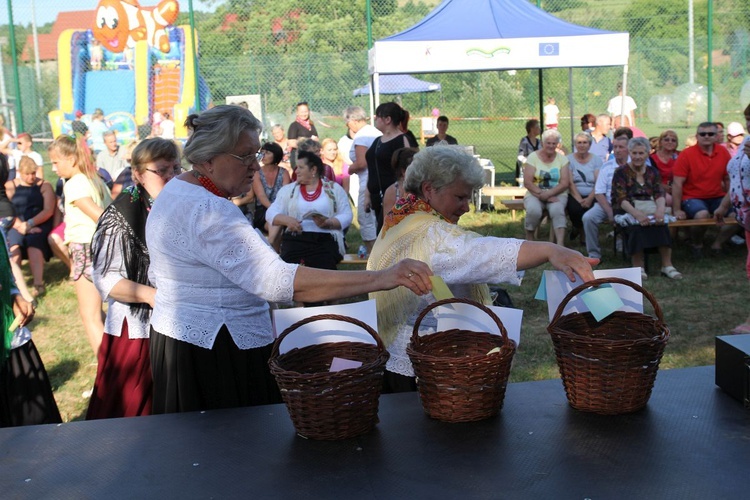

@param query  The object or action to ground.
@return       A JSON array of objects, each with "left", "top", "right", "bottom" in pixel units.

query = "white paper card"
[
  {"left": 329, "top": 357, "right": 363, "bottom": 372},
  {"left": 272, "top": 300, "right": 378, "bottom": 354},
  {"left": 435, "top": 303, "right": 523, "bottom": 347},
  {"left": 544, "top": 267, "right": 644, "bottom": 322}
]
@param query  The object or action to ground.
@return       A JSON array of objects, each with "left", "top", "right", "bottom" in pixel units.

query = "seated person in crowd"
[
  {"left": 96, "top": 131, "right": 128, "bottom": 182},
  {"left": 725, "top": 122, "right": 745, "bottom": 157},
  {"left": 581, "top": 113, "right": 596, "bottom": 134},
  {"left": 612, "top": 137, "right": 682, "bottom": 280},
  {"left": 516, "top": 119, "right": 541, "bottom": 182},
  {"left": 649, "top": 130, "right": 679, "bottom": 208},
  {"left": 1, "top": 133, "right": 44, "bottom": 180},
  {"left": 582, "top": 134, "right": 630, "bottom": 260},
  {"left": 296, "top": 138, "right": 335, "bottom": 182},
  {"left": 523, "top": 129, "right": 569, "bottom": 245},
  {"left": 267, "top": 151, "right": 352, "bottom": 305},
  {"left": 567, "top": 132, "right": 603, "bottom": 245},
  {"left": 425, "top": 116, "right": 458, "bottom": 147},
  {"left": 5, "top": 157, "right": 55, "bottom": 297},
  {"left": 589, "top": 114, "right": 612, "bottom": 162},
  {"left": 672, "top": 122, "right": 736, "bottom": 256}
]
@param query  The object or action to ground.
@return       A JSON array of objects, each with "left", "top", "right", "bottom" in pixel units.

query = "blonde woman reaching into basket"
[{"left": 367, "top": 145, "right": 597, "bottom": 393}]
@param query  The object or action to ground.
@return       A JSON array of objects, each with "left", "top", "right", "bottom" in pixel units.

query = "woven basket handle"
[
  {"left": 411, "top": 297, "right": 509, "bottom": 349},
  {"left": 271, "top": 313, "right": 385, "bottom": 359},
  {"left": 550, "top": 277, "right": 664, "bottom": 324}
]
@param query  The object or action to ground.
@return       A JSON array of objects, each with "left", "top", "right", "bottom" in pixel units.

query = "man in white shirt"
[
  {"left": 96, "top": 131, "right": 128, "bottom": 180},
  {"left": 607, "top": 82, "right": 637, "bottom": 127},
  {"left": 1, "top": 132, "right": 44, "bottom": 180},
  {"left": 582, "top": 134, "right": 629, "bottom": 259},
  {"left": 344, "top": 106, "right": 381, "bottom": 253}
]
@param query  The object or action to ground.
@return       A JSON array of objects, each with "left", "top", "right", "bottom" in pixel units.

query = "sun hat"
[{"left": 726, "top": 122, "right": 745, "bottom": 137}]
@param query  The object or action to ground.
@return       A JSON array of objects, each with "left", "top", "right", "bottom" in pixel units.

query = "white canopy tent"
[{"left": 367, "top": 0, "right": 631, "bottom": 139}]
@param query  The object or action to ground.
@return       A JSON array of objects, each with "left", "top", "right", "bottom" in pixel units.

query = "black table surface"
[{"left": 1, "top": 365, "right": 748, "bottom": 499}]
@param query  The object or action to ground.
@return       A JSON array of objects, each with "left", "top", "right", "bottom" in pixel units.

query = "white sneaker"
[{"left": 730, "top": 235, "right": 745, "bottom": 246}]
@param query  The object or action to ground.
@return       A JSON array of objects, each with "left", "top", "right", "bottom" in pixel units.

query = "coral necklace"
[
  {"left": 192, "top": 170, "right": 228, "bottom": 198},
  {"left": 300, "top": 180, "right": 322, "bottom": 201}
]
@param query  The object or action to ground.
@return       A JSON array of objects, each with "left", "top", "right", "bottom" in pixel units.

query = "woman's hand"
[
  {"left": 383, "top": 258, "right": 433, "bottom": 295},
  {"left": 633, "top": 210, "right": 650, "bottom": 225},
  {"left": 654, "top": 207, "right": 666, "bottom": 225},
  {"left": 12, "top": 294, "right": 34, "bottom": 327},
  {"left": 286, "top": 219, "right": 303, "bottom": 233},
  {"left": 547, "top": 246, "right": 597, "bottom": 282}
]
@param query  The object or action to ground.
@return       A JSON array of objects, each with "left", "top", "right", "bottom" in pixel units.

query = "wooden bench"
[
  {"left": 498, "top": 199, "right": 525, "bottom": 221},
  {"left": 339, "top": 253, "right": 368, "bottom": 267},
  {"left": 614, "top": 215, "right": 738, "bottom": 259}
]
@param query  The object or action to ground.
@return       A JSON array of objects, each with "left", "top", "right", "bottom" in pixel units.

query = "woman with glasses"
[
  {"left": 566, "top": 132, "right": 603, "bottom": 245},
  {"left": 144, "top": 105, "right": 432, "bottom": 414},
  {"left": 650, "top": 130, "right": 679, "bottom": 207},
  {"left": 88, "top": 138, "right": 181, "bottom": 419}
]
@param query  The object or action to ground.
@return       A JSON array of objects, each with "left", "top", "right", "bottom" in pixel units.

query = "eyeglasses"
[
  {"left": 697, "top": 132, "right": 716, "bottom": 137},
  {"left": 145, "top": 166, "right": 182, "bottom": 177},
  {"left": 226, "top": 151, "right": 264, "bottom": 165},
  {"left": 662, "top": 137, "right": 677, "bottom": 142}
]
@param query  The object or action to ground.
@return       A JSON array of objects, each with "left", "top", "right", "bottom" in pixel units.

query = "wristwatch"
[{"left": 27, "top": 218, "right": 35, "bottom": 229}]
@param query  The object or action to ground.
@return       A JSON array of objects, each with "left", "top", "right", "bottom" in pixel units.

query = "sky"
[{"left": 1, "top": 0, "right": 220, "bottom": 27}]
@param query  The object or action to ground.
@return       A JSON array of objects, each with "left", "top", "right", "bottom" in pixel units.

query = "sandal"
[
  {"left": 660, "top": 266, "right": 683, "bottom": 280},
  {"left": 32, "top": 284, "right": 46, "bottom": 297},
  {"left": 731, "top": 323, "right": 750, "bottom": 335}
]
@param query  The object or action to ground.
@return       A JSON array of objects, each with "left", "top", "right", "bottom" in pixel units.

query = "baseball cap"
[{"left": 727, "top": 122, "right": 745, "bottom": 137}]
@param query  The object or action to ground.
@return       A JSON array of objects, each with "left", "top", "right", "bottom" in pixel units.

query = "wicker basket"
[
  {"left": 547, "top": 277, "right": 670, "bottom": 415},
  {"left": 406, "top": 298, "right": 517, "bottom": 423},
  {"left": 268, "top": 314, "right": 389, "bottom": 440}
]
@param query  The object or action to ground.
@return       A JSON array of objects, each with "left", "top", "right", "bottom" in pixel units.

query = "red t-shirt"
[
  {"left": 672, "top": 145, "right": 730, "bottom": 199},
  {"left": 650, "top": 153, "right": 676, "bottom": 184}
]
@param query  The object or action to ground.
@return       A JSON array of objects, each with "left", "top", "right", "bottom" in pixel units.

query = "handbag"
[{"left": 633, "top": 199, "right": 657, "bottom": 216}]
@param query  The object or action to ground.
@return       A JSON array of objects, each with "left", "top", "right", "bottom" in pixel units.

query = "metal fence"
[{"left": 2, "top": 0, "right": 750, "bottom": 179}]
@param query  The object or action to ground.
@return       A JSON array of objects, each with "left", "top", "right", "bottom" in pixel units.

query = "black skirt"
[
  {"left": 150, "top": 325, "right": 281, "bottom": 414},
  {"left": 280, "top": 231, "right": 340, "bottom": 270},
  {"left": 623, "top": 225, "right": 672, "bottom": 255},
  {"left": 0, "top": 340, "right": 62, "bottom": 427}
]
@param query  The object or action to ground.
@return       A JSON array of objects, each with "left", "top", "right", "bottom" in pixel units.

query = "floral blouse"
[{"left": 611, "top": 164, "right": 665, "bottom": 214}]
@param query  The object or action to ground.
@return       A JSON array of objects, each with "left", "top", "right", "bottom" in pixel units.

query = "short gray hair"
[
  {"left": 182, "top": 105, "right": 262, "bottom": 165},
  {"left": 628, "top": 137, "right": 651, "bottom": 152},
  {"left": 344, "top": 106, "right": 367, "bottom": 123},
  {"left": 404, "top": 145, "right": 484, "bottom": 196},
  {"left": 541, "top": 128, "right": 562, "bottom": 144},
  {"left": 574, "top": 132, "right": 591, "bottom": 145}
]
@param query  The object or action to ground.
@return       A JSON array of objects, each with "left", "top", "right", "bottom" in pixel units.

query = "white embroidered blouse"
[
  {"left": 386, "top": 224, "right": 524, "bottom": 378},
  {"left": 146, "top": 179, "right": 298, "bottom": 349}
]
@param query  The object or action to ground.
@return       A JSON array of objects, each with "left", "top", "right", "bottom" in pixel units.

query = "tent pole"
[
  {"left": 373, "top": 73, "right": 381, "bottom": 116},
  {"left": 538, "top": 70, "right": 544, "bottom": 127},
  {"left": 621, "top": 65, "right": 628, "bottom": 127},
  {"left": 568, "top": 68, "right": 575, "bottom": 150},
  {"left": 369, "top": 73, "right": 376, "bottom": 124}
]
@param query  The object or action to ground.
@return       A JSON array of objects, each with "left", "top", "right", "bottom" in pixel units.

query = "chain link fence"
[{"left": 2, "top": 0, "right": 750, "bottom": 181}]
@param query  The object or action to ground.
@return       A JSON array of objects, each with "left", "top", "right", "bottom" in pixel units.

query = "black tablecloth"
[{"left": 1, "top": 366, "right": 748, "bottom": 498}]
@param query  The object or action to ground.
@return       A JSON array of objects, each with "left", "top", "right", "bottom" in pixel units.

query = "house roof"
[{"left": 21, "top": 10, "right": 95, "bottom": 62}]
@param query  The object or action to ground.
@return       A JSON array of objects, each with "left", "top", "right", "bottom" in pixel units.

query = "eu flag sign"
[{"left": 539, "top": 43, "right": 560, "bottom": 56}]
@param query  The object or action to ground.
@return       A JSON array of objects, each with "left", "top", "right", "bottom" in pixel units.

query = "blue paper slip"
[
  {"left": 580, "top": 284, "right": 624, "bottom": 322},
  {"left": 534, "top": 273, "right": 547, "bottom": 301}
]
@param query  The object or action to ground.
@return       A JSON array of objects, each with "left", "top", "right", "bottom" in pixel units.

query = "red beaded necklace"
[
  {"left": 300, "top": 180, "right": 322, "bottom": 202},
  {"left": 192, "top": 170, "right": 228, "bottom": 198}
]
